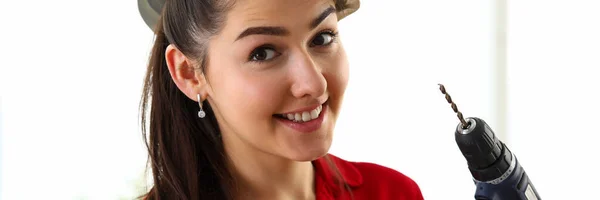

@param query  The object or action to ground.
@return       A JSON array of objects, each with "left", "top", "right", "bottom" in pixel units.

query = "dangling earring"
[{"left": 197, "top": 94, "right": 206, "bottom": 118}]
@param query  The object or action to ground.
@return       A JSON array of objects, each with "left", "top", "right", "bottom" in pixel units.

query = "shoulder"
[
  {"left": 352, "top": 160, "right": 423, "bottom": 195},
  {"left": 352, "top": 159, "right": 418, "bottom": 186},
  {"left": 325, "top": 154, "right": 424, "bottom": 200}
]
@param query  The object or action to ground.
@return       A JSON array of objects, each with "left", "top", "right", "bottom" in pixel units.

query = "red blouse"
[
  {"left": 143, "top": 154, "right": 424, "bottom": 200},
  {"left": 313, "top": 154, "right": 424, "bottom": 200}
]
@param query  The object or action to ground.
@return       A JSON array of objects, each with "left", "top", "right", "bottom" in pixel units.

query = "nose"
[{"left": 289, "top": 51, "right": 327, "bottom": 100}]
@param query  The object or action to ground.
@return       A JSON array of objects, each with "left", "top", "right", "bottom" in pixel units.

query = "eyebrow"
[
  {"left": 235, "top": 6, "right": 337, "bottom": 41},
  {"left": 235, "top": 26, "right": 289, "bottom": 41},
  {"left": 310, "top": 6, "right": 336, "bottom": 29}
]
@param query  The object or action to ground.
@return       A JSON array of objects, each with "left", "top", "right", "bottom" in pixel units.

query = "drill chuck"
[
  {"left": 455, "top": 117, "right": 541, "bottom": 200},
  {"left": 455, "top": 117, "right": 513, "bottom": 183}
]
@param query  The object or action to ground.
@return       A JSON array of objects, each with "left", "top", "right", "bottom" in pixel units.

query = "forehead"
[{"left": 226, "top": 0, "right": 335, "bottom": 29}]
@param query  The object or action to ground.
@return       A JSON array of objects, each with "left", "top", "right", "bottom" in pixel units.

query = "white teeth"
[
  {"left": 310, "top": 109, "right": 319, "bottom": 119},
  {"left": 281, "top": 105, "right": 323, "bottom": 122},
  {"left": 302, "top": 112, "right": 310, "bottom": 121}
]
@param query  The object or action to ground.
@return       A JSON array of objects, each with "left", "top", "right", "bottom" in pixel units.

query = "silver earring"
[{"left": 197, "top": 94, "right": 206, "bottom": 118}]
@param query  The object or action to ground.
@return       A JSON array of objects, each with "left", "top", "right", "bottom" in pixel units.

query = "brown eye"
[
  {"left": 249, "top": 47, "right": 278, "bottom": 61},
  {"left": 311, "top": 32, "right": 336, "bottom": 46}
]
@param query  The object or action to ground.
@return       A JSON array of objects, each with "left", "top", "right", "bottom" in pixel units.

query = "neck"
[{"left": 223, "top": 135, "right": 316, "bottom": 200}]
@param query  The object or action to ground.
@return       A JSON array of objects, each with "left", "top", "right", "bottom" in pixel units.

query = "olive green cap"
[{"left": 138, "top": 0, "right": 360, "bottom": 31}]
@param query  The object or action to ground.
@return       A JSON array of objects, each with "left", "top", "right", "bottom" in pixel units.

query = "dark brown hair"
[{"left": 139, "top": 0, "right": 357, "bottom": 199}]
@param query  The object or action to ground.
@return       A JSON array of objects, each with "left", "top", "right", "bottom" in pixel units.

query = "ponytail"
[{"left": 140, "top": 15, "right": 233, "bottom": 200}]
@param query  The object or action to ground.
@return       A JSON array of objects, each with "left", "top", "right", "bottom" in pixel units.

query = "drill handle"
[{"left": 474, "top": 157, "right": 541, "bottom": 200}]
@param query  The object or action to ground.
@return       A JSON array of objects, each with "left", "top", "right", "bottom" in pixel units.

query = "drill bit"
[{"left": 438, "top": 84, "right": 469, "bottom": 129}]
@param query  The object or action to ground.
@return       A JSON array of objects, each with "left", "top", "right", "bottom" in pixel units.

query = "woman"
[{"left": 140, "top": 0, "right": 424, "bottom": 199}]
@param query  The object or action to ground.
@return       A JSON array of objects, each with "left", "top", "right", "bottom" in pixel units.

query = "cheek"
[
  {"left": 214, "top": 66, "right": 287, "bottom": 121},
  {"left": 322, "top": 48, "right": 350, "bottom": 95}
]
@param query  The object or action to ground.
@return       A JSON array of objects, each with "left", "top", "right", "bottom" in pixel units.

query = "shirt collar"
[{"left": 313, "top": 154, "right": 363, "bottom": 198}]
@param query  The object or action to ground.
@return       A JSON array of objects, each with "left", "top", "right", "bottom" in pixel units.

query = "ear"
[{"left": 165, "top": 44, "right": 209, "bottom": 102}]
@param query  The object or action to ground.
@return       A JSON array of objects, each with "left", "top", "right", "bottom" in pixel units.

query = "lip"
[{"left": 275, "top": 102, "right": 328, "bottom": 133}]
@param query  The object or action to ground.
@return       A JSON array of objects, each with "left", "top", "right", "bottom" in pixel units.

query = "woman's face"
[{"left": 204, "top": 0, "right": 349, "bottom": 161}]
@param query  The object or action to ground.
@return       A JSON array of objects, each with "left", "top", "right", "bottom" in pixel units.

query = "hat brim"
[
  {"left": 337, "top": 0, "right": 360, "bottom": 21},
  {"left": 138, "top": 0, "right": 163, "bottom": 31},
  {"left": 138, "top": 0, "right": 360, "bottom": 31}
]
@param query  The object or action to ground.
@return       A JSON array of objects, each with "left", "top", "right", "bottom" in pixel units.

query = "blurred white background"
[{"left": 1, "top": 0, "right": 599, "bottom": 199}]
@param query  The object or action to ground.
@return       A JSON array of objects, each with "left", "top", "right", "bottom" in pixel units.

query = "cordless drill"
[{"left": 439, "top": 84, "right": 542, "bottom": 200}]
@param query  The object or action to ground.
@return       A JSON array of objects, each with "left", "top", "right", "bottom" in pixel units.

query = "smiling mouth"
[{"left": 274, "top": 102, "right": 326, "bottom": 123}]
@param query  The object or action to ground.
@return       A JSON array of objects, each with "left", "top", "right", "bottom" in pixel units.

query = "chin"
[
  {"left": 274, "top": 109, "right": 337, "bottom": 162},
  {"left": 287, "top": 151, "right": 329, "bottom": 162},
  {"left": 284, "top": 139, "right": 333, "bottom": 162}
]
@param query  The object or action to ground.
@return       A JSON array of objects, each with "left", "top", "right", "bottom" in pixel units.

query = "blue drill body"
[{"left": 455, "top": 117, "right": 541, "bottom": 200}]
